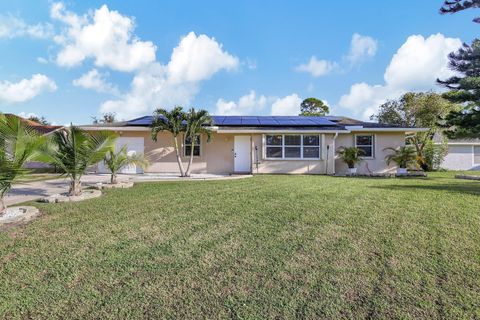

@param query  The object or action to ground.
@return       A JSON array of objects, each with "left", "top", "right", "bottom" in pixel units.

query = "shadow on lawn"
[{"left": 372, "top": 182, "right": 480, "bottom": 196}]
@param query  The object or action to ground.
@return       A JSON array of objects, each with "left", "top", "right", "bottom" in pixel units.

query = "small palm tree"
[
  {"left": 337, "top": 147, "right": 365, "bottom": 169},
  {"left": 0, "top": 114, "right": 46, "bottom": 214},
  {"left": 151, "top": 107, "right": 187, "bottom": 177},
  {"left": 384, "top": 146, "right": 417, "bottom": 169},
  {"left": 41, "top": 126, "right": 117, "bottom": 196},
  {"left": 184, "top": 108, "right": 212, "bottom": 177},
  {"left": 103, "top": 146, "right": 149, "bottom": 184}
]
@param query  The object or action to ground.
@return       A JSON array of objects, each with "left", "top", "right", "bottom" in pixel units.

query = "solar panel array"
[{"left": 126, "top": 115, "right": 338, "bottom": 127}]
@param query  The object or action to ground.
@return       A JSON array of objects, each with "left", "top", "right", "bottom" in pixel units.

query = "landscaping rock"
[
  {"left": 0, "top": 206, "right": 40, "bottom": 226},
  {"left": 39, "top": 189, "right": 102, "bottom": 203},
  {"left": 455, "top": 174, "right": 480, "bottom": 181},
  {"left": 93, "top": 181, "right": 134, "bottom": 190}
]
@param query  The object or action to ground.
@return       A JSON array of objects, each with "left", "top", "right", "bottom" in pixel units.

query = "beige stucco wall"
[
  {"left": 334, "top": 132, "right": 406, "bottom": 174},
  {"left": 91, "top": 130, "right": 407, "bottom": 175}
]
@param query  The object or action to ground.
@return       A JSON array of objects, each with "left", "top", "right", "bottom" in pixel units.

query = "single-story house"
[
  {"left": 439, "top": 137, "right": 480, "bottom": 171},
  {"left": 81, "top": 115, "right": 426, "bottom": 175}
]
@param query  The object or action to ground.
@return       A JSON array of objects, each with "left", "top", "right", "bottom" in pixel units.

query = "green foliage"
[
  {"left": 184, "top": 108, "right": 212, "bottom": 176},
  {"left": 27, "top": 115, "right": 50, "bottom": 125},
  {"left": 336, "top": 146, "right": 364, "bottom": 168},
  {"left": 0, "top": 114, "right": 46, "bottom": 211},
  {"left": 92, "top": 112, "right": 117, "bottom": 124},
  {"left": 384, "top": 146, "right": 417, "bottom": 169},
  {"left": 423, "top": 138, "right": 448, "bottom": 171},
  {"left": 299, "top": 98, "right": 329, "bottom": 116},
  {"left": 440, "top": 0, "right": 480, "bottom": 23},
  {"left": 104, "top": 146, "right": 150, "bottom": 184},
  {"left": 372, "top": 92, "right": 460, "bottom": 169},
  {"left": 41, "top": 126, "right": 117, "bottom": 195}
]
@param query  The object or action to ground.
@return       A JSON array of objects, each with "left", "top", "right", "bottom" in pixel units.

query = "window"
[
  {"left": 265, "top": 134, "right": 321, "bottom": 159},
  {"left": 474, "top": 146, "right": 480, "bottom": 165},
  {"left": 355, "top": 134, "right": 374, "bottom": 158},
  {"left": 184, "top": 134, "right": 201, "bottom": 157}
]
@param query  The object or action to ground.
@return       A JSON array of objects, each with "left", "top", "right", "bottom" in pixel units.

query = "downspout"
[{"left": 331, "top": 132, "right": 339, "bottom": 175}]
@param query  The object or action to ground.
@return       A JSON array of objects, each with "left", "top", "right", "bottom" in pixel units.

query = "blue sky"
[{"left": 0, "top": 1, "right": 476, "bottom": 125}]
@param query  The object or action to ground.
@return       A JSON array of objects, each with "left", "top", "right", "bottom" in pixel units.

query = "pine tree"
[
  {"left": 438, "top": 1, "right": 480, "bottom": 138},
  {"left": 440, "top": 0, "right": 480, "bottom": 23}
]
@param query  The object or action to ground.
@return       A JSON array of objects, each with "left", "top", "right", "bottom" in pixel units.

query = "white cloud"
[
  {"left": 215, "top": 91, "right": 267, "bottom": 115},
  {"left": 0, "top": 74, "right": 57, "bottom": 103},
  {"left": 167, "top": 32, "right": 239, "bottom": 84},
  {"left": 295, "top": 56, "right": 337, "bottom": 77},
  {"left": 347, "top": 33, "right": 378, "bottom": 65},
  {"left": 101, "top": 32, "right": 240, "bottom": 119},
  {"left": 338, "top": 33, "right": 462, "bottom": 120},
  {"left": 73, "top": 69, "right": 119, "bottom": 95},
  {"left": 0, "top": 15, "right": 53, "bottom": 39},
  {"left": 37, "top": 57, "right": 49, "bottom": 64},
  {"left": 50, "top": 2, "right": 156, "bottom": 72},
  {"left": 271, "top": 94, "right": 303, "bottom": 116},
  {"left": 18, "top": 112, "right": 40, "bottom": 119}
]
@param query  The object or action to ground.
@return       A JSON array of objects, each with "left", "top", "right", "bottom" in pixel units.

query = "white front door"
[
  {"left": 98, "top": 137, "right": 145, "bottom": 174},
  {"left": 234, "top": 136, "right": 251, "bottom": 173}
]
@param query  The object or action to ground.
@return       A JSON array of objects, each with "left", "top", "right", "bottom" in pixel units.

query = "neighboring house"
[
  {"left": 439, "top": 137, "right": 480, "bottom": 171},
  {"left": 80, "top": 115, "right": 425, "bottom": 175},
  {"left": 4, "top": 114, "right": 63, "bottom": 170}
]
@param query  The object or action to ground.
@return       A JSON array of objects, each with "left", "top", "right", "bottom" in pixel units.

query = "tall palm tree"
[
  {"left": 151, "top": 107, "right": 187, "bottom": 177},
  {"left": 41, "top": 126, "right": 117, "bottom": 196},
  {"left": 184, "top": 108, "right": 212, "bottom": 177},
  {"left": 0, "top": 114, "right": 46, "bottom": 214},
  {"left": 103, "top": 146, "right": 149, "bottom": 184}
]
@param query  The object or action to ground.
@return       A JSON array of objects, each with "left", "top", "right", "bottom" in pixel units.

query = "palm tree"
[
  {"left": 384, "top": 146, "right": 417, "bottom": 169},
  {"left": 103, "top": 146, "right": 149, "bottom": 184},
  {"left": 184, "top": 108, "right": 212, "bottom": 177},
  {"left": 151, "top": 107, "right": 187, "bottom": 177},
  {"left": 0, "top": 114, "right": 46, "bottom": 214},
  {"left": 336, "top": 146, "right": 365, "bottom": 170},
  {"left": 41, "top": 126, "right": 117, "bottom": 196}
]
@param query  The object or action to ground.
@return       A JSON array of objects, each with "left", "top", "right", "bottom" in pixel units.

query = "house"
[
  {"left": 80, "top": 115, "right": 426, "bottom": 175},
  {"left": 439, "top": 137, "right": 480, "bottom": 171}
]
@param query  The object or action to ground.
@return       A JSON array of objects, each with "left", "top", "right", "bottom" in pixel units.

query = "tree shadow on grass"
[{"left": 372, "top": 183, "right": 480, "bottom": 196}]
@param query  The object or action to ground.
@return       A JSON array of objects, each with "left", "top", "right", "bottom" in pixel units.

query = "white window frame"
[
  {"left": 474, "top": 145, "right": 480, "bottom": 165},
  {"left": 184, "top": 134, "right": 201, "bottom": 157},
  {"left": 264, "top": 134, "right": 321, "bottom": 160},
  {"left": 355, "top": 134, "right": 375, "bottom": 159}
]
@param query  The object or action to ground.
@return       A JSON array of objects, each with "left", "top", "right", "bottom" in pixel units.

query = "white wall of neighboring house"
[{"left": 441, "top": 144, "right": 480, "bottom": 171}]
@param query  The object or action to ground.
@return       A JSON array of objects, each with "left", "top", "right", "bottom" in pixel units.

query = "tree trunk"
[
  {"left": 0, "top": 196, "right": 6, "bottom": 216},
  {"left": 111, "top": 173, "right": 117, "bottom": 184},
  {"left": 69, "top": 178, "right": 82, "bottom": 196},
  {"left": 185, "top": 137, "right": 195, "bottom": 177},
  {"left": 173, "top": 136, "right": 186, "bottom": 177}
]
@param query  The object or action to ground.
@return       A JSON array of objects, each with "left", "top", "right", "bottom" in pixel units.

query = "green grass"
[{"left": 1, "top": 172, "right": 479, "bottom": 319}]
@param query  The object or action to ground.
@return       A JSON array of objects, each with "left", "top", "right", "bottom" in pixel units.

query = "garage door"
[{"left": 97, "top": 137, "right": 145, "bottom": 174}]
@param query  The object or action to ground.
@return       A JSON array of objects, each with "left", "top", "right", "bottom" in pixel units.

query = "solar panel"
[{"left": 125, "top": 115, "right": 338, "bottom": 127}]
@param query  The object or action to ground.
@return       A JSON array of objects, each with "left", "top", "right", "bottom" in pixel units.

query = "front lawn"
[{"left": 1, "top": 173, "right": 479, "bottom": 319}]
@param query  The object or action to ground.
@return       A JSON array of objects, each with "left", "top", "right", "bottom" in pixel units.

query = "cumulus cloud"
[
  {"left": 0, "top": 74, "right": 57, "bottom": 103},
  {"left": 338, "top": 33, "right": 462, "bottom": 120},
  {"left": 295, "top": 56, "right": 337, "bottom": 77},
  {"left": 271, "top": 94, "right": 303, "bottom": 116},
  {"left": 215, "top": 91, "right": 267, "bottom": 115},
  {"left": 347, "top": 33, "right": 378, "bottom": 65},
  {"left": 167, "top": 32, "right": 239, "bottom": 84},
  {"left": 73, "top": 69, "right": 119, "bottom": 95},
  {"left": 50, "top": 2, "right": 156, "bottom": 71},
  {"left": 0, "top": 15, "right": 53, "bottom": 39},
  {"left": 101, "top": 31, "right": 239, "bottom": 119}
]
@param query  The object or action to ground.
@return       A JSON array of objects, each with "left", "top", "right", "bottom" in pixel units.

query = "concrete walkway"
[
  {"left": 5, "top": 175, "right": 128, "bottom": 206},
  {"left": 5, "top": 173, "right": 252, "bottom": 206}
]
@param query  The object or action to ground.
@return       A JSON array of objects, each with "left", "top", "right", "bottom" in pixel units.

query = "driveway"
[{"left": 5, "top": 174, "right": 130, "bottom": 206}]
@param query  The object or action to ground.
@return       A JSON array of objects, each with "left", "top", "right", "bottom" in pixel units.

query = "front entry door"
[{"left": 234, "top": 136, "right": 251, "bottom": 173}]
